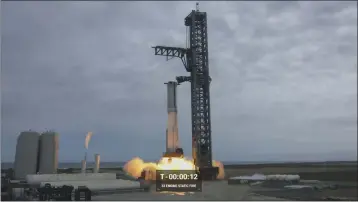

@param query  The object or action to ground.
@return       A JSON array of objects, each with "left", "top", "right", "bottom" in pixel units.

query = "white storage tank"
[
  {"left": 38, "top": 131, "right": 59, "bottom": 174},
  {"left": 93, "top": 154, "right": 100, "bottom": 173},
  {"left": 14, "top": 131, "right": 41, "bottom": 180}
]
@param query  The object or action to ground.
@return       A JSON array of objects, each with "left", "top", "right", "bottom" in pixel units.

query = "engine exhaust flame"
[{"left": 123, "top": 157, "right": 225, "bottom": 180}]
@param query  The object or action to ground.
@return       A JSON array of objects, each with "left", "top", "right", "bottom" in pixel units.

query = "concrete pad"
[
  {"left": 40, "top": 179, "right": 141, "bottom": 191},
  {"left": 26, "top": 173, "right": 116, "bottom": 184}
]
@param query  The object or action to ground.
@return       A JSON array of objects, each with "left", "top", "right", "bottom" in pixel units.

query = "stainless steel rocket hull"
[
  {"left": 166, "top": 112, "right": 179, "bottom": 153},
  {"left": 165, "top": 81, "right": 180, "bottom": 153}
]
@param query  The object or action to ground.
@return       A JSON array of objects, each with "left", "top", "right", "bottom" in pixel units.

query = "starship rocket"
[{"left": 165, "top": 81, "right": 180, "bottom": 153}]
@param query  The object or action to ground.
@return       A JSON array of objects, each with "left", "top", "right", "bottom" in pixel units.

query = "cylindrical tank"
[
  {"left": 81, "top": 160, "right": 86, "bottom": 173},
  {"left": 14, "top": 131, "right": 41, "bottom": 180},
  {"left": 38, "top": 132, "right": 59, "bottom": 174},
  {"left": 93, "top": 154, "right": 100, "bottom": 173},
  {"left": 165, "top": 81, "right": 180, "bottom": 153}
]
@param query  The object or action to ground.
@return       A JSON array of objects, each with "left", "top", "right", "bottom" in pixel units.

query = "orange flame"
[{"left": 123, "top": 157, "right": 225, "bottom": 180}]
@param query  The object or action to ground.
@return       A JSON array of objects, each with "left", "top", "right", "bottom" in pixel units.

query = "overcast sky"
[{"left": 1, "top": 1, "right": 357, "bottom": 162}]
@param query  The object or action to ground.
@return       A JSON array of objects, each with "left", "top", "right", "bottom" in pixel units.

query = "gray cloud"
[{"left": 1, "top": 1, "right": 357, "bottom": 162}]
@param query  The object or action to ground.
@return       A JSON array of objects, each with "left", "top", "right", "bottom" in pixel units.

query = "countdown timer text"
[{"left": 156, "top": 170, "right": 202, "bottom": 192}]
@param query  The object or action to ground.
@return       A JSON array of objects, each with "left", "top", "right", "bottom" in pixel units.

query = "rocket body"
[{"left": 165, "top": 81, "right": 180, "bottom": 153}]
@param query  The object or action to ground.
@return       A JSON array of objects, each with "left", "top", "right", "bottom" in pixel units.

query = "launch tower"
[{"left": 152, "top": 3, "right": 218, "bottom": 179}]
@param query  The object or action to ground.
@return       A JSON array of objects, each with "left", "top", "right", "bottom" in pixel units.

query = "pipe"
[
  {"left": 40, "top": 180, "right": 141, "bottom": 191},
  {"left": 81, "top": 160, "right": 86, "bottom": 173},
  {"left": 93, "top": 154, "right": 100, "bottom": 173},
  {"left": 26, "top": 173, "right": 116, "bottom": 185}
]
